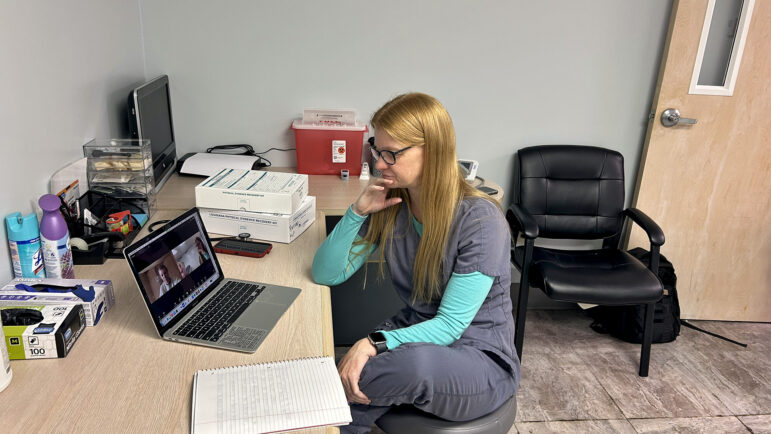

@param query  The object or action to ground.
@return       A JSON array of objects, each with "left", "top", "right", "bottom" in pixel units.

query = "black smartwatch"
[{"left": 367, "top": 331, "right": 388, "bottom": 355}]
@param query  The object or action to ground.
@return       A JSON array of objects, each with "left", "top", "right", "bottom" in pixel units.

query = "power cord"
[
  {"left": 254, "top": 147, "right": 296, "bottom": 155},
  {"left": 206, "top": 144, "right": 296, "bottom": 169},
  {"left": 209, "top": 232, "right": 252, "bottom": 242},
  {"left": 148, "top": 220, "right": 170, "bottom": 233}
]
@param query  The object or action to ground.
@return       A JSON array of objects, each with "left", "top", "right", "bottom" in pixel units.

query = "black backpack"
[{"left": 588, "top": 248, "right": 680, "bottom": 344}]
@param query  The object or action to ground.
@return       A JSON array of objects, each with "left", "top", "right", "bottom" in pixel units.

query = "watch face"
[
  {"left": 368, "top": 331, "right": 388, "bottom": 354},
  {"left": 369, "top": 331, "right": 386, "bottom": 344}
]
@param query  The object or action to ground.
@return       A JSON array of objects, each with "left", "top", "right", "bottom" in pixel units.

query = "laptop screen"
[{"left": 124, "top": 208, "right": 221, "bottom": 334}]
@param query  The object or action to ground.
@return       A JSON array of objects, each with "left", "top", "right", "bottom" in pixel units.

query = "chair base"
[{"left": 376, "top": 396, "right": 517, "bottom": 434}]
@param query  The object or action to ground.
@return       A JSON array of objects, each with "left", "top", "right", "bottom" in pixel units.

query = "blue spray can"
[{"left": 5, "top": 212, "right": 46, "bottom": 278}]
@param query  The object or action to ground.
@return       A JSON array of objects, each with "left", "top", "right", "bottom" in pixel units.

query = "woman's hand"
[
  {"left": 353, "top": 178, "right": 402, "bottom": 216},
  {"left": 337, "top": 337, "right": 377, "bottom": 404}
]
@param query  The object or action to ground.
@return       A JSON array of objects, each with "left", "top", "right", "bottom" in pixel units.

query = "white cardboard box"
[
  {"left": 195, "top": 169, "right": 308, "bottom": 214},
  {"left": 200, "top": 196, "right": 316, "bottom": 244},
  {"left": 0, "top": 278, "right": 115, "bottom": 326}
]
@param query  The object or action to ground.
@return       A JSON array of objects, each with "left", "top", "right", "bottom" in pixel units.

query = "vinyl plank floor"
[
  {"left": 514, "top": 352, "right": 623, "bottom": 422},
  {"left": 696, "top": 321, "right": 771, "bottom": 352},
  {"left": 628, "top": 416, "right": 749, "bottom": 433},
  {"left": 738, "top": 414, "right": 771, "bottom": 434},
  {"left": 521, "top": 310, "right": 640, "bottom": 354},
  {"left": 515, "top": 419, "right": 636, "bottom": 433},
  {"left": 674, "top": 349, "right": 771, "bottom": 415},
  {"left": 578, "top": 349, "right": 731, "bottom": 419},
  {"left": 671, "top": 320, "right": 766, "bottom": 355}
]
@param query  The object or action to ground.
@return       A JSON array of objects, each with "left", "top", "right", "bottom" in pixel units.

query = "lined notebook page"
[{"left": 192, "top": 356, "right": 351, "bottom": 433}]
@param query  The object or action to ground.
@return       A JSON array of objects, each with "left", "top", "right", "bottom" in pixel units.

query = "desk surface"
[{"left": 0, "top": 209, "right": 334, "bottom": 432}]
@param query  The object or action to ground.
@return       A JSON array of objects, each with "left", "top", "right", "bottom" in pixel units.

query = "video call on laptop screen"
[{"left": 126, "top": 211, "right": 219, "bottom": 328}]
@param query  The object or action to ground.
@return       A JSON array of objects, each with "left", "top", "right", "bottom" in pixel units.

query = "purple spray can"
[{"left": 38, "top": 194, "right": 75, "bottom": 279}]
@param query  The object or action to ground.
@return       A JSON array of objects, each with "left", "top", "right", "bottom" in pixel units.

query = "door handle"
[{"left": 661, "top": 108, "right": 697, "bottom": 127}]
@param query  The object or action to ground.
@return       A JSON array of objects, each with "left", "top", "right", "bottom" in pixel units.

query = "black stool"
[{"left": 376, "top": 397, "right": 516, "bottom": 434}]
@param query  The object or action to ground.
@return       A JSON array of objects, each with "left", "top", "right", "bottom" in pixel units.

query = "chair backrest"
[{"left": 513, "top": 145, "right": 624, "bottom": 239}]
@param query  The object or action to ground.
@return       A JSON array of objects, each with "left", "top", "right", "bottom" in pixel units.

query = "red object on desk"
[
  {"left": 291, "top": 120, "right": 367, "bottom": 176},
  {"left": 213, "top": 239, "right": 272, "bottom": 258},
  {"left": 106, "top": 210, "right": 132, "bottom": 235}
]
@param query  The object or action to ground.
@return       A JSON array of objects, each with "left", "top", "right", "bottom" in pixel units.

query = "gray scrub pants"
[{"left": 340, "top": 342, "right": 517, "bottom": 433}]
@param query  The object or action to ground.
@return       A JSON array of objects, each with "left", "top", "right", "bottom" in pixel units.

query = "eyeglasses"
[{"left": 370, "top": 145, "right": 414, "bottom": 165}]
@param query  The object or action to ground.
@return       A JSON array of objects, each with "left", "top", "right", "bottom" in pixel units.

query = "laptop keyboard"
[
  {"left": 220, "top": 326, "right": 267, "bottom": 347},
  {"left": 172, "top": 281, "right": 265, "bottom": 342}
]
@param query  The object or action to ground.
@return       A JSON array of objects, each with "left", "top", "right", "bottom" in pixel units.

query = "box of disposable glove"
[
  {"left": 0, "top": 278, "right": 115, "bottom": 326},
  {"left": 1, "top": 304, "right": 85, "bottom": 359}
]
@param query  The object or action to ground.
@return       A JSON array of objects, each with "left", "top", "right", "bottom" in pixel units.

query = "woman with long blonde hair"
[{"left": 313, "top": 93, "right": 519, "bottom": 432}]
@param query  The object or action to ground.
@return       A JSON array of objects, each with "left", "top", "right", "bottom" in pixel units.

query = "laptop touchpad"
[
  {"left": 258, "top": 287, "right": 299, "bottom": 305},
  {"left": 237, "top": 302, "right": 285, "bottom": 329}
]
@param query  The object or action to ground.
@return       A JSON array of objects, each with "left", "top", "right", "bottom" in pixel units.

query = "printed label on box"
[
  {"left": 332, "top": 141, "right": 346, "bottom": 163},
  {"left": 199, "top": 196, "right": 316, "bottom": 244}
]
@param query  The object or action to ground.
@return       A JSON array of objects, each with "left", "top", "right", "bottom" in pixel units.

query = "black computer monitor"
[{"left": 128, "top": 75, "right": 177, "bottom": 193}]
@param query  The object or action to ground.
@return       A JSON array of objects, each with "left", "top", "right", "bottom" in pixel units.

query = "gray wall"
[
  {"left": 140, "top": 0, "right": 671, "bottom": 205},
  {"left": 0, "top": 1, "right": 146, "bottom": 283},
  {"left": 0, "top": 0, "right": 672, "bottom": 284}
]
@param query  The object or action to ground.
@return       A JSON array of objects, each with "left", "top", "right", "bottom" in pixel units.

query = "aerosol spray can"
[
  {"left": 38, "top": 194, "right": 75, "bottom": 279},
  {"left": 5, "top": 212, "right": 46, "bottom": 278}
]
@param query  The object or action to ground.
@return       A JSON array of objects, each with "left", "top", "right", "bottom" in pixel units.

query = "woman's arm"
[
  {"left": 311, "top": 206, "right": 377, "bottom": 286},
  {"left": 381, "top": 271, "right": 494, "bottom": 349}
]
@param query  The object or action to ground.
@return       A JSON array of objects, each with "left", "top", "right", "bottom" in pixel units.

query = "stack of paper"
[{"left": 192, "top": 356, "right": 351, "bottom": 433}]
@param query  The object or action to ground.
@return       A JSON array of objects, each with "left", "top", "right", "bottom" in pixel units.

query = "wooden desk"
[{"left": 0, "top": 215, "right": 333, "bottom": 432}]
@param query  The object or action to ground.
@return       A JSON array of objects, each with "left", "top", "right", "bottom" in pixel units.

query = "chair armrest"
[
  {"left": 624, "top": 208, "right": 665, "bottom": 246},
  {"left": 506, "top": 204, "right": 539, "bottom": 239}
]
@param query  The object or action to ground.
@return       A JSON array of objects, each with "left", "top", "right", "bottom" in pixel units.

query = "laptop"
[{"left": 123, "top": 207, "right": 300, "bottom": 352}]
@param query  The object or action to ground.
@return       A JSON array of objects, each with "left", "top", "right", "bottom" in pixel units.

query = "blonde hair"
[{"left": 358, "top": 92, "right": 498, "bottom": 303}]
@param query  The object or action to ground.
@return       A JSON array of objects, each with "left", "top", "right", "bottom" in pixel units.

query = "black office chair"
[{"left": 506, "top": 145, "right": 664, "bottom": 377}]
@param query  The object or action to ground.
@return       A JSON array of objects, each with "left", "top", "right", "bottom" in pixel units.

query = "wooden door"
[{"left": 629, "top": 0, "right": 770, "bottom": 321}]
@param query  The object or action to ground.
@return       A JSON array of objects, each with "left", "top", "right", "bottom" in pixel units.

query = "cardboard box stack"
[{"left": 194, "top": 169, "right": 316, "bottom": 243}]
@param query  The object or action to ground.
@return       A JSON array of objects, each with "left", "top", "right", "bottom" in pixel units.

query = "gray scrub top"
[{"left": 359, "top": 197, "right": 519, "bottom": 376}]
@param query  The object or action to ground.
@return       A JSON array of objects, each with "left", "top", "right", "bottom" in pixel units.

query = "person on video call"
[
  {"left": 155, "top": 263, "right": 179, "bottom": 297},
  {"left": 312, "top": 93, "right": 519, "bottom": 432},
  {"left": 195, "top": 237, "right": 210, "bottom": 264},
  {"left": 177, "top": 262, "right": 189, "bottom": 279}
]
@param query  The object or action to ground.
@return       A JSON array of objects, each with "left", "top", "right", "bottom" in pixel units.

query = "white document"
[
  {"left": 192, "top": 356, "right": 351, "bottom": 434},
  {"left": 180, "top": 153, "right": 260, "bottom": 177}
]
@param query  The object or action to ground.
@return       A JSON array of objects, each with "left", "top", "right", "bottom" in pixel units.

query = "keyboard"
[{"left": 173, "top": 281, "right": 265, "bottom": 342}]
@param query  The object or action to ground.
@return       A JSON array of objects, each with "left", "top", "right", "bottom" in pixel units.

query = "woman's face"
[
  {"left": 158, "top": 267, "right": 170, "bottom": 283},
  {"left": 373, "top": 130, "right": 424, "bottom": 190}
]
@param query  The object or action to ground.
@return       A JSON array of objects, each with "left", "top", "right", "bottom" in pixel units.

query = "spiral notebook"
[{"left": 192, "top": 356, "right": 351, "bottom": 433}]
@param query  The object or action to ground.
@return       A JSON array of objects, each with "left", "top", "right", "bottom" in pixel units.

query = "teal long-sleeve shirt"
[{"left": 311, "top": 206, "right": 494, "bottom": 350}]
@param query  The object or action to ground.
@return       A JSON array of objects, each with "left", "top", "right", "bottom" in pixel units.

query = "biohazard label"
[{"left": 332, "top": 140, "right": 346, "bottom": 163}]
